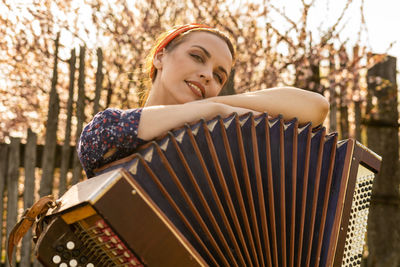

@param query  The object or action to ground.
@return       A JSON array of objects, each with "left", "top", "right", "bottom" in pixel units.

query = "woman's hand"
[{"left": 205, "top": 86, "right": 329, "bottom": 126}]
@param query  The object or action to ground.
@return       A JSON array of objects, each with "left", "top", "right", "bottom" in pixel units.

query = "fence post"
[
  {"left": 365, "top": 55, "right": 400, "bottom": 267},
  {"left": 352, "top": 46, "right": 362, "bottom": 141},
  {"left": 339, "top": 97, "right": 349, "bottom": 138},
  {"left": 93, "top": 47, "right": 103, "bottom": 115},
  {"left": 72, "top": 46, "right": 86, "bottom": 185},
  {"left": 59, "top": 49, "right": 76, "bottom": 195},
  {"left": 338, "top": 45, "right": 350, "bottom": 139},
  {"left": 354, "top": 100, "right": 362, "bottom": 140},
  {"left": 20, "top": 129, "right": 37, "bottom": 266},
  {"left": 5, "top": 137, "right": 21, "bottom": 266},
  {"left": 39, "top": 33, "right": 60, "bottom": 197},
  {"left": 328, "top": 49, "right": 337, "bottom": 132},
  {"left": 0, "top": 143, "right": 9, "bottom": 258}
]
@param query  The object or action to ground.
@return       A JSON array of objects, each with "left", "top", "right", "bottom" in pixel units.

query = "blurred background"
[{"left": 0, "top": 0, "right": 399, "bottom": 266}]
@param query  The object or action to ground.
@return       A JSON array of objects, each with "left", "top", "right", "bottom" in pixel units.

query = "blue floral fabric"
[{"left": 77, "top": 108, "right": 146, "bottom": 178}]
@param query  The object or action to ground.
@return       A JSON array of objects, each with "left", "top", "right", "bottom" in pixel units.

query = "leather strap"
[{"left": 7, "top": 195, "right": 56, "bottom": 266}]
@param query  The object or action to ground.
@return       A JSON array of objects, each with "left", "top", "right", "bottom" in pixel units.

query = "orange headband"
[{"left": 150, "top": 23, "right": 211, "bottom": 79}]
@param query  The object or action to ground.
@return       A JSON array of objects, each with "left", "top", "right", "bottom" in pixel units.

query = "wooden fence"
[
  {"left": 0, "top": 35, "right": 398, "bottom": 266},
  {"left": 0, "top": 136, "right": 78, "bottom": 267},
  {"left": 0, "top": 35, "right": 104, "bottom": 266}
]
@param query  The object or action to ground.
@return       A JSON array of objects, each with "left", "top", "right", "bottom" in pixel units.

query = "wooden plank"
[
  {"left": 366, "top": 55, "right": 400, "bottom": 266},
  {"left": 71, "top": 45, "right": 86, "bottom": 185},
  {"left": 0, "top": 143, "right": 9, "bottom": 258},
  {"left": 352, "top": 46, "right": 362, "bottom": 142},
  {"left": 93, "top": 47, "right": 103, "bottom": 115},
  {"left": 20, "top": 130, "right": 37, "bottom": 266},
  {"left": 39, "top": 33, "right": 60, "bottom": 197},
  {"left": 4, "top": 142, "right": 73, "bottom": 169},
  {"left": 5, "top": 137, "right": 21, "bottom": 266},
  {"left": 59, "top": 49, "right": 76, "bottom": 195},
  {"left": 328, "top": 51, "right": 337, "bottom": 133}
]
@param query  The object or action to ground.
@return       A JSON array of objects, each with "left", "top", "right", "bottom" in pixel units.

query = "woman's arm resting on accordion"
[
  {"left": 137, "top": 102, "right": 259, "bottom": 141},
  {"left": 137, "top": 87, "right": 328, "bottom": 141},
  {"left": 205, "top": 86, "right": 329, "bottom": 127}
]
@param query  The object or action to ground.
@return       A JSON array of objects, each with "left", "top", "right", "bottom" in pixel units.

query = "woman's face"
[{"left": 152, "top": 31, "right": 233, "bottom": 105}]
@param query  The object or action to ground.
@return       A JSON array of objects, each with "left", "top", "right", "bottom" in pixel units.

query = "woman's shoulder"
[
  {"left": 77, "top": 107, "right": 145, "bottom": 178},
  {"left": 91, "top": 107, "right": 143, "bottom": 123}
]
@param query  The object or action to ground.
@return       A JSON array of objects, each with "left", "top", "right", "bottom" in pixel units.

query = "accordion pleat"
[{"left": 125, "top": 113, "right": 350, "bottom": 267}]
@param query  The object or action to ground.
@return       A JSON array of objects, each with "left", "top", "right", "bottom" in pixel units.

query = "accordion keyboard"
[{"left": 37, "top": 214, "right": 143, "bottom": 267}]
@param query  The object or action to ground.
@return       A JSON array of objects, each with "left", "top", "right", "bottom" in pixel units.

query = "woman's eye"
[
  {"left": 190, "top": 54, "right": 203, "bottom": 62},
  {"left": 214, "top": 73, "right": 223, "bottom": 84}
]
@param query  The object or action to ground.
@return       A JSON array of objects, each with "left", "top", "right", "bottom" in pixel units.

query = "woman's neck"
[
  {"left": 144, "top": 86, "right": 161, "bottom": 107},
  {"left": 144, "top": 78, "right": 173, "bottom": 106}
]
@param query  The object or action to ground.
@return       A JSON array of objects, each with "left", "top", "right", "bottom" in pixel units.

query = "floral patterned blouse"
[{"left": 77, "top": 108, "right": 146, "bottom": 178}]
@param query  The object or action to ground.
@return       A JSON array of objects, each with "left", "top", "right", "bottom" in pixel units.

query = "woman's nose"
[
  {"left": 199, "top": 69, "right": 212, "bottom": 84},
  {"left": 199, "top": 74, "right": 209, "bottom": 84}
]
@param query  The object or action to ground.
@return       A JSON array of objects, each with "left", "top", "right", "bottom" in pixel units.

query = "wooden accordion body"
[{"left": 37, "top": 113, "right": 381, "bottom": 267}]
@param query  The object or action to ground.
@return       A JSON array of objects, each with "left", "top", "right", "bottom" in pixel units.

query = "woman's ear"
[{"left": 153, "top": 49, "right": 165, "bottom": 70}]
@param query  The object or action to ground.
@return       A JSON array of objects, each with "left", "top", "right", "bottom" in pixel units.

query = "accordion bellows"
[{"left": 38, "top": 113, "right": 381, "bottom": 267}]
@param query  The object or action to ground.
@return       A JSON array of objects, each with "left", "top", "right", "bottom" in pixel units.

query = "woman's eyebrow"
[
  {"left": 192, "top": 45, "right": 211, "bottom": 58},
  {"left": 191, "top": 45, "right": 229, "bottom": 76}
]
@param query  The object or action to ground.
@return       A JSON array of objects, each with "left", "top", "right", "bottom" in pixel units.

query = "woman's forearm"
[
  {"left": 206, "top": 87, "right": 329, "bottom": 126},
  {"left": 137, "top": 101, "right": 258, "bottom": 140}
]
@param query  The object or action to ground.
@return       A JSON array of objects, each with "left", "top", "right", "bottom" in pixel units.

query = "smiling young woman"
[
  {"left": 145, "top": 31, "right": 232, "bottom": 105},
  {"left": 77, "top": 24, "right": 329, "bottom": 178}
]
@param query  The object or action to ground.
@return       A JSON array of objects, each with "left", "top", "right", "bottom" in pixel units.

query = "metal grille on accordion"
[{"left": 37, "top": 113, "right": 381, "bottom": 267}]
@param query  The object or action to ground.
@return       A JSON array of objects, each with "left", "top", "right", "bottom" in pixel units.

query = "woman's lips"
[{"left": 186, "top": 81, "right": 205, "bottom": 98}]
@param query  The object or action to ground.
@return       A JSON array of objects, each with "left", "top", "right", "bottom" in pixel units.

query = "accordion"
[{"left": 36, "top": 113, "right": 381, "bottom": 267}]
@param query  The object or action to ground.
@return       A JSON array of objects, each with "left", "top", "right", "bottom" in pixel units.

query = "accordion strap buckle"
[{"left": 7, "top": 195, "right": 56, "bottom": 266}]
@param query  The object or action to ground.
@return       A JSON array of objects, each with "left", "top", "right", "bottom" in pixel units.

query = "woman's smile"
[{"left": 185, "top": 80, "right": 205, "bottom": 98}]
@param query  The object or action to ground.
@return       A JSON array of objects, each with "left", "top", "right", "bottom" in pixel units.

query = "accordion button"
[
  {"left": 79, "top": 256, "right": 88, "bottom": 264},
  {"left": 52, "top": 255, "right": 61, "bottom": 264},
  {"left": 66, "top": 241, "right": 75, "bottom": 250},
  {"left": 60, "top": 263, "right": 68, "bottom": 267},
  {"left": 86, "top": 263, "right": 94, "bottom": 267},
  {"left": 56, "top": 245, "right": 64, "bottom": 253},
  {"left": 104, "top": 229, "right": 111, "bottom": 236},
  {"left": 69, "top": 259, "right": 78, "bottom": 267}
]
